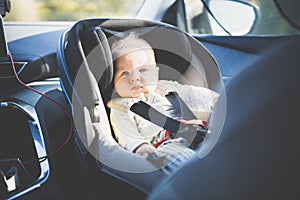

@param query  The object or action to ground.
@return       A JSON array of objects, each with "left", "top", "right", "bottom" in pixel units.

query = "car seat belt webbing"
[
  {"left": 165, "top": 91, "right": 197, "bottom": 120},
  {"left": 130, "top": 92, "right": 207, "bottom": 149},
  {"left": 130, "top": 100, "right": 187, "bottom": 134},
  {"left": 130, "top": 92, "right": 200, "bottom": 134}
]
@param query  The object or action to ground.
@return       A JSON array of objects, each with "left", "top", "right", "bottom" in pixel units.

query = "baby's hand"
[
  {"left": 178, "top": 119, "right": 207, "bottom": 127},
  {"left": 135, "top": 143, "right": 157, "bottom": 157}
]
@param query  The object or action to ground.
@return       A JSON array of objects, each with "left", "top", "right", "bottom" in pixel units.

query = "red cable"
[
  {"left": 8, "top": 51, "right": 74, "bottom": 165},
  {"left": 153, "top": 130, "right": 170, "bottom": 148}
]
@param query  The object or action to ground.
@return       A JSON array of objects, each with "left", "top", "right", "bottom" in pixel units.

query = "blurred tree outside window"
[
  {"left": 4, "top": 0, "right": 300, "bottom": 36},
  {"left": 4, "top": 0, "right": 143, "bottom": 21}
]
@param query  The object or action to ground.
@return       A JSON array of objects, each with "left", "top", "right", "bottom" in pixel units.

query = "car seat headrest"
[
  {"left": 102, "top": 25, "right": 193, "bottom": 81},
  {"left": 58, "top": 18, "right": 222, "bottom": 110}
]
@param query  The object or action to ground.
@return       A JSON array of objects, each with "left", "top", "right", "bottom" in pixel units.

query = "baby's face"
[{"left": 114, "top": 50, "right": 158, "bottom": 98}]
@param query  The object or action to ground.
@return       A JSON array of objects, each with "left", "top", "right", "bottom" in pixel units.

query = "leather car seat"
[{"left": 148, "top": 35, "right": 300, "bottom": 199}]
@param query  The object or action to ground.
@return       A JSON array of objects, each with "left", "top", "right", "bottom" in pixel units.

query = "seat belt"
[
  {"left": 130, "top": 92, "right": 207, "bottom": 149},
  {"left": 130, "top": 100, "right": 187, "bottom": 134},
  {"left": 165, "top": 91, "right": 197, "bottom": 120},
  {"left": 165, "top": 92, "right": 207, "bottom": 127}
]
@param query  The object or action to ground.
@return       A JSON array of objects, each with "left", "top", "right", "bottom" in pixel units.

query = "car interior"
[
  {"left": 1, "top": 1, "right": 300, "bottom": 198},
  {"left": 149, "top": 33, "right": 300, "bottom": 200}
]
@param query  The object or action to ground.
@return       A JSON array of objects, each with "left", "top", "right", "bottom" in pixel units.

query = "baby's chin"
[
  {"left": 129, "top": 88, "right": 152, "bottom": 98},
  {"left": 130, "top": 91, "right": 147, "bottom": 98}
]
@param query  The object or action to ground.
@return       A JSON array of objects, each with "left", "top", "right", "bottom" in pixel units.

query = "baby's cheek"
[
  {"left": 145, "top": 84, "right": 157, "bottom": 94},
  {"left": 115, "top": 85, "right": 128, "bottom": 97},
  {"left": 143, "top": 88, "right": 149, "bottom": 94}
]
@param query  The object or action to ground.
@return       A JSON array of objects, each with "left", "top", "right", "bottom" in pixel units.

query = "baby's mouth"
[
  {"left": 131, "top": 85, "right": 149, "bottom": 94},
  {"left": 131, "top": 85, "right": 143, "bottom": 91}
]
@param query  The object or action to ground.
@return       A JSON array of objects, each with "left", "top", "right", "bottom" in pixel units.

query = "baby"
[{"left": 108, "top": 33, "right": 219, "bottom": 158}]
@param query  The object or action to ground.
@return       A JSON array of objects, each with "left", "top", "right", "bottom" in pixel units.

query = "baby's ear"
[
  {"left": 155, "top": 66, "right": 160, "bottom": 78},
  {"left": 156, "top": 66, "right": 159, "bottom": 72}
]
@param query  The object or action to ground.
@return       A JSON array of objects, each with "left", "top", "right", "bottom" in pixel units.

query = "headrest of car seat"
[
  {"left": 99, "top": 23, "right": 193, "bottom": 77},
  {"left": 96, "top": 19, "right": 222, "bottom": 93},
  {"left": 58, "top": 18, "right": 211, "bottom": 105},
  {"left": 96, "top": 24, "right": 195, "bottom": 101},
  {"left": 58, "top": 18, "right": 224, "bottom": 123}
]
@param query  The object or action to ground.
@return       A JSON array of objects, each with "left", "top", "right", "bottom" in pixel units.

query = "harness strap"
[
  {"left": 130, "top": 92, "right": 207, "bottom": 149},
  {"left": 130, "top": 100, "right": 188, "bottom": 134},
  {"left": 165, "top": 92, "right": 197, "bottom": 120}
]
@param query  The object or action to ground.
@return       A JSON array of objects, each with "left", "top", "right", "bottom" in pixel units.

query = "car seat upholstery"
[
  {"left": 57, "top": 18, "right": 224, "bottom": 195},
  {"left": 148, "top": 35, "right": 300, "bottom": 199}
]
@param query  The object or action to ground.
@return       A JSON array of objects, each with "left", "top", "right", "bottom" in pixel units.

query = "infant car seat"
[{"left": 56, "top": 18, "right": 225, "bottom": 196}]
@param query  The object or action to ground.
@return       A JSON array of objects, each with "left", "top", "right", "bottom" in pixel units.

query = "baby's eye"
[
  {"left": 139, "top": 68, "right": 148, "bottom": 73},
  {"left": 120, "top": 71, "right": 129, "bottom": 77}
]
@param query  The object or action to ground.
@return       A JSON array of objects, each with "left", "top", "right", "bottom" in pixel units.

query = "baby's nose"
[{"left": 130, "top": 71, "right": 141, "bottom": 83}]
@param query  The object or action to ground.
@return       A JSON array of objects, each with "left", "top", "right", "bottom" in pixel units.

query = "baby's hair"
[{"left": 111, "top": 33, "right": 154, "bottom": 60}]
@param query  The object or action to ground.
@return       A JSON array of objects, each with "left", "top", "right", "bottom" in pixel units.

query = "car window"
[
  {"left": 185, "top": 0, "right": 207, "bottom": 34},
  {"left": 184, "top": 0, "right": 300, "bottom": 36},
  {"left": 4, "top": 0, "right": 143, "bottom": 21},
  {"left": 4, "top": 0, "right": 300, "bottom": 36}
]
